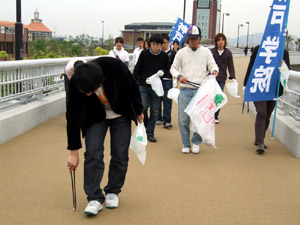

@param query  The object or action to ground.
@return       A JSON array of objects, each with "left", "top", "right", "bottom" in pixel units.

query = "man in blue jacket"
[{"left": 66, "top": 57, "right": 144, "bottom": 215}]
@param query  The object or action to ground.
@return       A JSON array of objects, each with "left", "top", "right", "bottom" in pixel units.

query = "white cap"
[{"left": 65, "top": 58, "right": 87, "bottom": 79}]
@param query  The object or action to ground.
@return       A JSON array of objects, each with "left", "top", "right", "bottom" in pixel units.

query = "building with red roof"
[{"left": 27, "top": 10, "right": 52, "bottom": 41}]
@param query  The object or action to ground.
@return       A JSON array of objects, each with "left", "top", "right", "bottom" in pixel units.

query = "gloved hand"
[{"left": 156, "top": 70, "right": 164, "bottom": 77}]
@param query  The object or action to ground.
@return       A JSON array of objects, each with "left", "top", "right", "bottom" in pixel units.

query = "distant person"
[
  {"left": 133, "top": 34, "right": 169, "bottom": 142},
  {"left": 143, "top": 38, "right": 150, "bottom": 50},
  {"left": 170, "top": 25, "right": 218, "bottom": 154},
  {"left": 132, "top": 37, "right": 144, "bottom": 66},
  {"left": 66, "top": 57, "right": 143, "bottom": 216},
  {"left": 156, "top": 35, "right": 176, "bottom": 128},
  {"left": 244, "top": 45, "right": 248, "bottom": 56},
  {"left": 109, "top": 37, "right": 129, "bottom": 67},
  {"left": 210, "top": 33, "right": 236, "bottom": 124},
  {"left": 172, "top": 40, "right": 180, "bottom": 52},
  {"left": 243, "top": 45, "right": 290, "bottom": 154}
]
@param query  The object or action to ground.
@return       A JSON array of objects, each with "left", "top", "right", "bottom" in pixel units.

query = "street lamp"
[
  {"left": 246, "top": 22, "right": 250, "bottom": 47},
  {"left": 237, "top": 24, "right": 243, "bottom": 48},
  {"left": 222, "top": 13, "right": 230, "bottom": 34},
  {"left": 101, "top": 21, "right": 104, "bottom": 48},
  {"left": 15, "top": 0, "right": 23, "bottom": 60}
]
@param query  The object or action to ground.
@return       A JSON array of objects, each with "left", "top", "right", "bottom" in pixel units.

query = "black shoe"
[
  {"left": 256, "top": 144, "right": 265, "bottom": 154},
  {"left": 147, "top": 135, "right": 157, "bottom": 142}
]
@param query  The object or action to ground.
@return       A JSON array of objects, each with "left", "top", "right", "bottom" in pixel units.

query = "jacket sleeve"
[
  {"left": 170, "top": 52, "right": 181, "bottom": 78},
  {"left": 66, "top": 80, "right": 84, "bottom": 150},
  {"left": 227, "top": 51, "right": 236, "bottom": 79},
  {"left": 133, "top": 51, "right": 143, "bottom": 83},
  {"left": 244, "top": 45, "right": 259, "bottom": 86},
  {"left": 207, "top": 51, "right": 219, "bottom": 74}
]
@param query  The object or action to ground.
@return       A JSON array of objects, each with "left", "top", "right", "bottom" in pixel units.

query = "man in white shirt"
[
  {"left": 132, "top": 37, "right": 144, "bottom": 66},
  {"left": 170, "top": 25, "right": 219, "bottom": 154},
  {"left": 109, "top": 37, "right": 129, "bottom": 67}
]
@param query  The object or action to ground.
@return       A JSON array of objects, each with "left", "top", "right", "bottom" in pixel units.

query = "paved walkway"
[{"left": 1, "top": 57, "right": 300, "bottom": 225}]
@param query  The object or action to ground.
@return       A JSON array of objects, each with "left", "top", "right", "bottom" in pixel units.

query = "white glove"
[{"left": 156, "top": 70, "right": 164, "bottom": 77}]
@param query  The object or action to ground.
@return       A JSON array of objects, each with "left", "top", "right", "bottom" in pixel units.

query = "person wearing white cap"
[{"left": 170, "top": 25, "right": 219, "bottom": 154}]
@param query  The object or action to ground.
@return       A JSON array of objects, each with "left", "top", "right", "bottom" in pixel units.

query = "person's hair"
[
  {"left": 150, "top": 34, "right": 164, "bottom": 44},
  {"left": 214, "top": 33, "right": 227, "bottom": 47},
  {"left": 143, "top": 38, "right": 150, "bottom": 49},
  {"left": 162, "top": 34, "right": 170, "bottom": 42},
  {"left": 72, "top": 62, "right": 105, "bottom": 94},
  {"left": 136, "top": 37, "right": 144, "bottom": 42},
  {"left": 173, "top": 40, "right": 179, "bottom": 46},
  {"left": 115, "top": 37, "right": 124, "bottom": 44}
]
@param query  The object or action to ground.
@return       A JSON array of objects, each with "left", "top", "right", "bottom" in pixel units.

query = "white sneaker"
[
  {"left": 191, "top": 144, "right": 200, "bottom": 154},
  {"left": 106, "top": 193, "right": 119, "bottom": 209},
  {"left": 181, "top": 147, "right": 190, "bottom": 154},
  {"left": 84, "top": 200, "right": 103, "bottom": 215}
]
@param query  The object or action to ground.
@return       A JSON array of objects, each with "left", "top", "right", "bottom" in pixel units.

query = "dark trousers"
[
  {"left": 139, "top": 85, "right": 161, "bottom": 136},
  {"left": 158, "top": 80, "right": 173, "bottom": 124},
  {"left": 215, "top": 81, "right": 225, "bottom": 120},
  {"left": 253, "top": 101, "right": 276, "bottom": 145},
  {"left": 84, "top": 116, "right": 131, "bottom": 204}
]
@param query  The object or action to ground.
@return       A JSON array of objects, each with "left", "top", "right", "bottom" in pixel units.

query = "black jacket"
[
  {"left": 244, "top": 45, "right": 290, "bottom": 97},
  {"left": 66, "top": 57, "right": 143, "bottom": 150},
  {"left": 210, "top": 47, "right": 235, "bottom": 82}
]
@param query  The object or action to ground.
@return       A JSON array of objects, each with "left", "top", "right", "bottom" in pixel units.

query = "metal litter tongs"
[{"left": 70, "top": 170, "right": 76, "bottom": 211}]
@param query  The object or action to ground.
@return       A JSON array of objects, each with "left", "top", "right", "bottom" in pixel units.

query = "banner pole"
[{"left": 271, "top": 0, "right": 291, "bottom": 139}]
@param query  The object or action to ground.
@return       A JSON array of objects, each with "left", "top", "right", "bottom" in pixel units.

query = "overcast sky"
[{"left": 1, "top": 0, "right": 299, "bottom": 39}]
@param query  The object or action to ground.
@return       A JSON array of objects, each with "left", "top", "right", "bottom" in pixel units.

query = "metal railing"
[
  {"left": 278, "top": 70, "right": 300, "bottom": 121},
  {"left": 0, "top": 56, "right": 99, "bottom": 111},
  {"left": 1, "top": 55, "right": 300, "bottom": 121}
]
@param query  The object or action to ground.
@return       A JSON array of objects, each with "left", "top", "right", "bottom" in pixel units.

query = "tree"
[
  {"left": 95, "top": 47, "right": 109, "bottom": 55},
  {"left": 106, "top": 34, "right": 115, "bottom": 51},
  {"left": 0, "top": 51, "right": 8, "bottom": 61}
]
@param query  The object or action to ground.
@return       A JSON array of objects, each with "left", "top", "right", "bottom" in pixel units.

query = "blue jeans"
[
  {"left": 158, "top": 80, "right": 173, "bottom": 124},
  {"left": 215, "top": 81, "right": 225, "bottom": 120},
  {"left": 84, "top": 116, "right": 131, "bottom": 203},
  {"left": 178, "top": 88, "right": 202, "bottom": 148},
  {"left": 139, "top": 85, "right": 161, "bottom": 136}
]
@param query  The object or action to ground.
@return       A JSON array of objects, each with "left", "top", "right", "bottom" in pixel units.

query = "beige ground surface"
[{"left": 1, "top": 57, "right": 300, "bottom": 225}]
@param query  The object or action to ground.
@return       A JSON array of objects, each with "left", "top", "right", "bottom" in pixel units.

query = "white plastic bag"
[
  {"left": 226, "top": 79, "right": 240, "bottom": 98},
  {"left": 279, "top": 61, "right": 289, "bottom": 91},
  {"left": 185, "top": 75, "right": 227, "bottom": 147},
  {"left": 146, "top": 74, "right": 164, "bottom": 97},
  {"left": 129, "top": 122, "right": 147, "bottom": 165},
  {"left": 167, "top": 88, "right": 180, "bottom": 104}
]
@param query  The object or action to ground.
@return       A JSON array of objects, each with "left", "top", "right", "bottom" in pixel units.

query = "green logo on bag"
[
  {"left": 214, "top": 94, "right": 224, "bottom": 107},
  {"left": 137, "top": 136, "right": 143, "bottom": 142},
  {"left": 283, "top": 79, "right": 287, "bottom": 88}
]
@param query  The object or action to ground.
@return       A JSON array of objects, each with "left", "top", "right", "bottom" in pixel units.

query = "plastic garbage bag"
[
  {"left": 167, "top": 88, "right": 180, "bottom": 104},
  {"left": 146, "top": 72, "right": 164, "bottom": 97},
  {"left": 279, "top": 61, "right": 289, "bottom": 91},
  {"left": 173, "top": 79, "right": 178, "bottom": 88},
  {"left": 226, "top": 79, "right": 240, "bottom": 98},
  {"left": 129, "top": 122, "right": 147, "bottom": 165},
  {"left": 185, "top": 75, "right": 227, "bottom": 147}
]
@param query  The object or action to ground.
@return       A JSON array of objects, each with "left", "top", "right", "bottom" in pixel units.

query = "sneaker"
[
  {"left": 181, "top": 147, "right": 190, "bottom": 154},
  {"left": 256, "top": 144, "right": 265, "bottom": 154},
  {"left": 147, "top": 135, "right": 157, "bottom": 142},
  {"left": 191, "top": 144, "right": 200, "bottom": 154},
  {"left": 106, "top": 193, "right": 119, "bottom": 209},
  {"left": 84, "top": 200, "right": 103, "bottom": 215},
  {"left": 215, "top": 119, "right": 219, "bottom": 124},
  {"left": 163, "top": 123, "right": 173, "bottom": 129},
  {"left": 156, "top": 120, "right": 162, "bottom": 125}
]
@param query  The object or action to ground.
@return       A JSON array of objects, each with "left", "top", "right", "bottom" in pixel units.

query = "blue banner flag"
[
  {"left": 169, "top": 18, "right": 191, "bottom": 45},
  {"left": 244, "top": 0, "right": 290, "bottom": 102}
]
